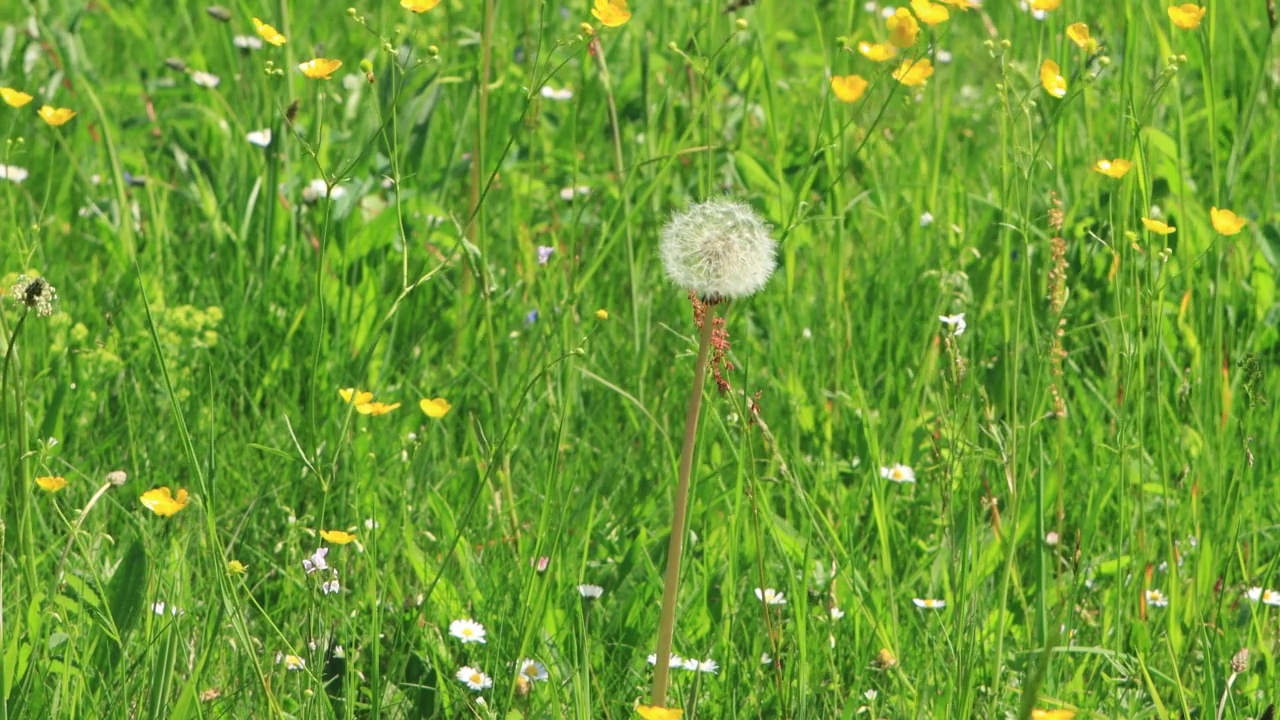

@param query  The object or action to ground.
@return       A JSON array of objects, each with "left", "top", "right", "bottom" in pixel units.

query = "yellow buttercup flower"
[
  {"left": 1040, "top": 60, "right": 1067, "bottom": 98},
  {"left": 1092, "top": 158, "right": 1132, "bottom": 178},
  {"left": 400, "top": 0, "right": 442, "bottom": 11},
  {"left": 140, "top": 487, "right": 189, "bottom": 517},
  {"left": 939, "top": 0, "right": 979, "bottom": 7},
  {"left": 226, "top": 560, "right": 248, "bottom": 575},
  {"left": 320, "top": 529, "right": 357, "bottom": 545},
  {"left": 420, "top": 397, "right": 452, "bottom": 418},
  {"left": 1031, "top": 711, "right": 1076, "bottom": 720},
  {"left": 36, "top": 475, "right": 67, "bottom": 492},
  {"left": 910, "top": 0, "right": 949, "bottom": 26},
  {"left": 892, "top": 57, "right": 934, "bottom": 86},
  {"left": 299, "top": 58, "right": 343, "bottom": 80},
  {"left": 1030, "top": 0, "right": 1061, "bottom": 9},
  {"left": 38, "top": 106, "right": 76, "bottom": 126},
  {"left": 636, "top": 707, "right": 683, "bottom": 720},
  {"left": 1168, "top": 4, "right": 1206, "bottom": 30},
  {"left": 339, "top": 388, "right": 374, "bottom": 406},
  {"left": 358, "top": 401, "right": 401, "bottom": 416},
  {"left": 830, "top": 74, "right": 869, "bottom": 103},
  {"left": 886, "top": 8, "right": 919, "bottom": 48},
  {"left": 1141, "top": 218, "right": 1175, "bottom": 235},
  {"left": 1, "top": 87, "right": 33, "bottom": 107},
  {"left": 595, "top": 308, "right": 609, "bottom": 320},
  {"left": 857, "top": 41, "right": 896, "bottom": 61},
  {"left": 252, "top": 17, "right": 287, "bottom": 46},
  {"left": 1210, "top": 207, "right": 1245, "bottom": 235},
  {"left": 591, "top": 0, "right": 631, "bottom": 27},
  {"left": 1066, "top": 23, "right": 1098, "bottom": 54}
]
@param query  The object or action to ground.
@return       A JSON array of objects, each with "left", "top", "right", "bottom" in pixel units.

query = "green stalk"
[{"left": 650, "top": 307, "right": 717, "bottom": 708}]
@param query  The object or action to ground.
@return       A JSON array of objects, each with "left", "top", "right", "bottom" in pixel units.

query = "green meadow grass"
[{"left": 2, "top": 0, "right": 1279, "bottom": 717}]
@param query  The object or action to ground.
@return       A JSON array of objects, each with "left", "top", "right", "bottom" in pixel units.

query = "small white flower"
[
  {"left": 936, "top": 49, "right": 952, "bottom": 63},
  {"left": 1145, "top": 589, "right": 1169, "bottom": 607},
  {"left": 322, "top": 577, "right": 340, "bottom": 595},
  {"left": 645, "top": 653, "right": 684, "bottom": 668},
  {"left": 760, "top": 653, "right": 773, "bottom": 665},
  {"left": 303, "top": 547, "right": 329, "bottom": 574},
  {"left": 234, "top": 34, "right": 263, "bottom": 50},
  {"left": 682, "top": 657, "right": 699, "bottom": 671},
  {"left": 1246, "top": 586, "right": 1262, "bottom": 602},
  {"left": 1032, "top": 9, "right": 1047, "bottom": 20},
  {"left": 802, "top": 327, "right": 812, "bottom": 339},
  {"left": 880, "top": 464, "right": 916, "bottom": 483},
  {"left": 517, "top": 658, "right": 549, "bottom": 682},
  {"left": 281, "top": 654, "right": 306, "bottom": 670},
  {"left": 1045, "top": 531, "right": 1060, "bottom": 546},
  {"left": 863, "top": 1, "right": 879, "bottom": 12},
  {"left": 191, "top": 71, "right": 221, "bottom": 88},
  {"left": 540, "top": 85, "right": 574, "bottom": 101},
  {"left": 1264, "top": 589, "right": 1280, "bottom": 607},
  {"left": 577, "top": 584, "right": 604, "bottom": 599},
  {"left": 246, "top": 129, "right": 273, "bottom": 147},
  {"left": 913, "top": 597, "right": 946, "bottom": 609},
  {"left": 456, "top": 666, "right": 492, "bottom": 691},
  {"left": 558, "top": 185, "right": 590, "bottom": 201},
  {"left": 880, "top": 6, "right": 896, "bottom": 18},
  {"left": 939, "top": 313, "right": 966, "bottom": 336},
  {"left": 829, "top": 607, "right": 845, "bottom": 620},
  {"left": 449, "top": 619, "right": 487, "bottom": 644},
  {"left": 660, "top": 198, "right": 777, "bottom": 300},
  {"left": 755, "top": 587, "right": 787, "bottom": 606},
  {"left": 864, "top": 689, "right": 878, "bottom": 701},
  {"left": 696, "top": 658, "right": 719, "bottom": 674},
  {"left": 302, "top": 178, "right": 346, "bottom": 202},
  {"left": 152, "top": 602, "right": 183, "bottom": 616},
  {"left": 0, "top": 164, "right": 29, "bottom": 183},
  {"left": 919, "top": 211, "right": 935, "bottom": 227}
]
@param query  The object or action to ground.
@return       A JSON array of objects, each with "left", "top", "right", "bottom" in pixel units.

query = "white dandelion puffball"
[{"left": 660, "top": 198, "right": 778, "bottom": 300}]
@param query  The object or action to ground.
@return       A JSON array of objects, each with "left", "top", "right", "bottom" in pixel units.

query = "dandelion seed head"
[{"left": 659, "top": 198, "right": 777, "bottom": 300}]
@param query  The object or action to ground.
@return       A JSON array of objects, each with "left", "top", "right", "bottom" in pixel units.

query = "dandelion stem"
[{"left": 651, "top": 306, "right": 718, "bottom": 708}]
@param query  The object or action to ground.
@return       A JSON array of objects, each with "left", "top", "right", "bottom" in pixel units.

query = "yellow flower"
[
  {"left": 38, "top": 106, "right": 76, "bottom": 127},
  {"left": 420, "top": 397, "right": 452, "bottom": 418},
  {"left": 892, "top": 57, "right": 934, "bottom": 86},
  {"left": 939, "top": 0, "right": 979, "bottom": 7},
  {"left": 140, "top": 487, "right": 190, "bottom": 517},
  {"left": 36, "top": 475, "right": 67, "bottom": 492},
  {"left": 1040, "top": 59, "right": 1067, "bottom": 98},
  {"left": 299, "top": 58, "right": 343, "bottom": 80},
  {"left": 226, "top": 560, "right": 248, "bottom": 575},
  {"left": 886, "top": 8, "right": 919, "bottom": 48},
  {"left": 1, "top": 87, "right": 33, "bottom": 107},
  {"left": 830, "top": 74, "right": 869, "bottom": 103},
  {"left": 400, "top": 0, "right": 442, "bottom": 11},
  {"left": 252, "top": 17, "right": 287, "bottom": 46},
  {"left": 320, "top": 529, "right": 357, "bottom": 545},
  {"left": 1031, "top": 711, "right": 1076, "bottom": 720},
  {"left": 857, "top": 41, "right": 897, "bottom": 61},
  {"left": 591, "top": 0, "right": 631, "bottom": 27},
  {"left": 636, "top": 707, "right": 683, "bottom": 720},
  {"left": 340, "top": 387, "right": 374, "bottom": 406},
  {"left": 595, "top": 308, "right": 609, "bottom": 320},
  {"left": 1141, "top": 218, "right": 1176, "bottom": 235},
  {"left": 910, "top": 0, "right": 949, "bottom": 26},
  {"left": 1030, "top": 0, "right": 1061, "bottom": 9},
  {"left": 1210, "top": 207, "right": 1245, "bottom": 235},
  {"left": 1168, "top": 4, "right": 1206, "bottom": 30},
  {"left": 1092, "top": 158, "right": 1132, "bottom": 178},
  {"left": 1066, "top": 23, "right": 1098, "bottom": 54},
  {"left": 358, "top": 401, "right": 401, "bottom": 416}
]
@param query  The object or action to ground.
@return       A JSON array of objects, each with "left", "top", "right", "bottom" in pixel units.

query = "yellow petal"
[
  {"left": 36, "top": 475, "right": 67, "bottom": 492},
  {"left": 1, "top": 87, "right": 34, "bottom": 108},
  {"left": 1092, "top": 158, "right": 1132, "bottom": 178},
  {"left": 595, "top": 308, "right": 609, "bottom": 320},
  {"left": 892, "top": 58, "right": 934, "bottom": 86},
  {"left": 1210, "top": 207, "right": 1245, "bottom": 235},
  {"left": 1030, "top": 0, "right": 1061, "bottom": 9},
  {"left": 636, "top": 707, "right": 684, "bottom": 720},
  {"left": 1168, "top": 4, "right": 1205, "bottom": 30},
  {"left": 400, "top": 0, "right": 442, "bottom": 11},
  {"left": 886, "top": 8, "right": 920, "bottom": 48},
  {"left": 910, "top": 0, "right": 950, "bottom": 26},
  {"left": 591, "top": 0, "right": 631, "bottom": 27},
  {"left": 830, "top": 74, "right": 869, "bottom": 103},
  {"left": 857, "top": 41, "right": 897, "bottom": 62},
  {"left": 939, "top": 0, "right": 979, "bottom": 7},
  {"left": 1066, "top": 23, "right": 1098, "bottom": 53},
  {"left": 1141, "top": 218, "right": 1175, "bottom": 235},
  {"left": 226, "top": 560, "right": 248, "bottom": 575},
  {"left": 1040, "top": 59, "right": 1067, "bottom": 98},
  {"left": 299, "top": 58, "right": 343, "bottom": 80},
  {"left": 420, "top": 397, "right": 452, "bottom": 418},
  {"left": 1031, "top": 711, "right": 1077, "bottom": 720},
  {"left": 320, "top": 529, "right": 357, "bottom": 545},
  {"left": 252, "top": 17, "right": 287, "bottom": 45},
  {"left": 37, "top": 106, "right": 76, "bottom": 127},
  {"left": 140, "top": 487, "right": 189, "bottom": 517}
]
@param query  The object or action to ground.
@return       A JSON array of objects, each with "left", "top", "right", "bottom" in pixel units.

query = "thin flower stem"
[{"left": 651, "top": 307, "right": 718, "bottom": 708}]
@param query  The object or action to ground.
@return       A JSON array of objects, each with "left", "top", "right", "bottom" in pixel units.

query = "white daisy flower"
[
  {"left": 912, "top": 597, "right": 946, "bottom": 609},
  {"left": 449, "top": 619, "right": 487, "bottom": 644},
  {"left": 0, "top": 164, "right": 29, "bottom": 183},
  {"left": 880, "top": 464, "right": 916, "bottom": 483},
  {"left": 939, "top": 313, "right": 966, "bottom": 336},
  {"left": 577, "top": 584, "right": 604, "bottom": 599},
  {"left": 281, "top": 654, "right": 306, "bottom": 670},
  {"left": 755, "top": 587, "right": 787, "bottom": 606},
  {"left": 696, "top": 658, "right": 719, "bottom": 674},
  {"left": 517, "top": 658, "right": 548, "bottom": 683},
  {"left": 1263, "top": 589, "right": 1280, "bottom": 607},
  {"left": 682, "top": 657, "right": 699, "bottom": 671},
  {"left": 645, "top": 653, "right": 684, "bottom": 668},
  {"left": 246, "top": 129, "right": 273, "bottom": 147},
  {"left": 456, "top": 666, "right": 492, "bottom": 691},
  {"left": 1145, "top": 589, "right": 1169, "bottom": 607}
]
